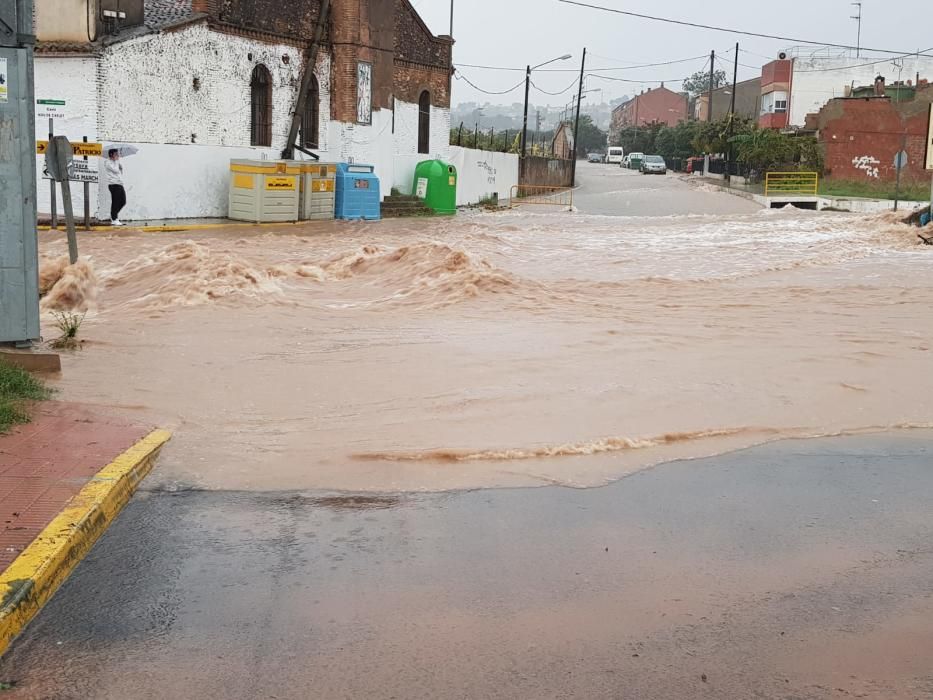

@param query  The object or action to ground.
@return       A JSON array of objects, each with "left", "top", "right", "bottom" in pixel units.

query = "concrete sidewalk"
[{"left": 0, "top": 403, "right": 169, "bottom": 656}]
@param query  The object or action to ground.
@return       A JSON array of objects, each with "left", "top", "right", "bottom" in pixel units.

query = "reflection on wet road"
[{"left": 3, "top": 433, "right": 932, "bottom": 699}]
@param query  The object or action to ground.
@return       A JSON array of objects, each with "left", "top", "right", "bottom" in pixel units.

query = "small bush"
[{"left": 49, "top": 311, "right": 85, "bottom": 350}]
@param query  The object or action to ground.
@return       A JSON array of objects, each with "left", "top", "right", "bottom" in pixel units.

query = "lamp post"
[{"left": 521, "top": 53, "right": 573, "bottom": 158}]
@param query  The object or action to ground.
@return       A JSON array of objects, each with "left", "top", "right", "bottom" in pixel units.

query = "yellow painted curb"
[
  {"left": 38, "top": 221, "right": 311, "bottom": 233},
  {"left": 0, "top": 429, "right": 172, "bottom": 657}
]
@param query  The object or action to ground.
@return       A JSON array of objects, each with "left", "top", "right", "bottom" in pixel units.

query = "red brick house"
[
  {"left": 610, "top": 85, "right": 687, "bottom": 138},
  {"left": 813, "top": 86, "right": 933, "bottom": 183}
]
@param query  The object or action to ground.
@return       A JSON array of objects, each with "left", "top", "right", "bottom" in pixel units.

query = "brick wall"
[
  {"left": 394, "top": 0, "right": 451, "bottom": 69},
  {"left": 816, "top": 90, "right": 933, "bottom": 183},
  {"left": 214, "top": 0, "right": 323, "bottom": 40}
]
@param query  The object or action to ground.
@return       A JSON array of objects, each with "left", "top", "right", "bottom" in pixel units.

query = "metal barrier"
[
  {"left": 509, "top": 185, "right": 574, "bottom": 208},
  {"left": 765, "top": 171, "right": 819, "bottom": 196}
]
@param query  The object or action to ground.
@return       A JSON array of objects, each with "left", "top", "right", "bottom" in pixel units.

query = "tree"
[
  {"left": 682, "top": 68, "right": 727, "bottom": 98},
  {"left": 573, "top": 115, "right": 608, "bottom": 157},
  {"left": 729, "top": 128, "right": 797, "bottom": 171}
]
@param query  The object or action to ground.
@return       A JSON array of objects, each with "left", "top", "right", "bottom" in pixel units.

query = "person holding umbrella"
[{"left": 103, "top": 144, "right": 138, "bottom": 226}]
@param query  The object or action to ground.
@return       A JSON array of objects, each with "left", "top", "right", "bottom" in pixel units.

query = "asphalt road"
[
  {"left": 2, "top": 432, "right": 932, "bottom": 699},
  {"left": 572, "top": 161, "right": 761, "bottom": 216}
]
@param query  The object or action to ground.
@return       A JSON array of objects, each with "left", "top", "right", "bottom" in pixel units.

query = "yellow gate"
[
  {"left": 509, "top": 185, "right": 574, "bottom": 208},
  {"left": 764, "top": 172, "right": 819, "bottom": 196}
]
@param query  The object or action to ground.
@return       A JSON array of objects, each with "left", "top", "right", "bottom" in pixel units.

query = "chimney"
[
  {"left": 192, "top": 0, "right": 211, "bottom": 13},
  {"left": 874, "top": 75, "right": 886, "bottom": 97},
  {"left": 660, "top": 81, "right": 665, "bottom": 88}
]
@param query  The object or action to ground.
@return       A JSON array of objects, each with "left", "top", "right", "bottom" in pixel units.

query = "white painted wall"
[
  {"left": 789, "top": 55, "right": 933, "bottom": 127},
  {"left": 447, "top": 146, "right": 519, "bottom": 206},
  {"left": 33, "top": 56, "right": 99, "bottom": 217},
  {"left": 97, "top": 23, "right": 331, "bottom": 150}
]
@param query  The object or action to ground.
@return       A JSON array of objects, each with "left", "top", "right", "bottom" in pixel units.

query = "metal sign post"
[
  {"left": 893, "top": 149, "right": 908, "bottom": 212},
  {"left": 46, "top": 136, "right": 78, "bottom": 263}
]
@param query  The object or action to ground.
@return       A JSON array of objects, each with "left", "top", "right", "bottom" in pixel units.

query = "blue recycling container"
[{"left": 335, "top": 163, "right": 381, "bottom": 220}]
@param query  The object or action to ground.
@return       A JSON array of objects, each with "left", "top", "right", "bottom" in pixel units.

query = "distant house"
[
  {"left": 694, "top": 78, "right": 761, "bottom": 122},
  {"left": 552, "top": 122, "right": 574, "bottom": 160},
  {"left": 609, "top": 85, "right": 688, "bottom": 140}
]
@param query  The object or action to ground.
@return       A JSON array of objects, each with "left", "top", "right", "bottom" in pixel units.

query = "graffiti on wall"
[
  {"left": 852, "top": 155, "right": 880, "bottom": 179},
  {"left": 477, "top": 160, "right": 497, "bottom": 185}
]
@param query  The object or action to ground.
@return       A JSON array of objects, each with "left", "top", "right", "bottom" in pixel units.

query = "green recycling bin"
[{"left": 413, "top": 160, "right": 457, "bottom": 215}]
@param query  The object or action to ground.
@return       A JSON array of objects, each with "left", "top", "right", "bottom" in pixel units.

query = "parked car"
[
  {"left": 606, "top": 147, "right": 625, "bottom": 165},
  {"left": 641, "top": 155, "right": 667, "bottom": 175},
  {"left": 625, "top": 152, "right": 645, "bottom": 170},
  {"left": 587, "top": 153, "right": 604, "bottom": 163}
]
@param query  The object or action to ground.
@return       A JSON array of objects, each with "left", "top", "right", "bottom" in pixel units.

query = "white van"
[{"left": 606, "top": 147, "right": 625, "bottom": 165}]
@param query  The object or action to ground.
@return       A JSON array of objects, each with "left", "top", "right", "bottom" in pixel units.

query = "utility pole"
[
  {"left": 521, "top": 64, "right": 532, "bottom": 157},
  {"left": 474, "top": 122, "right": 479, "bottom": 148},
  {"left": 851, "top": 3, "right": 862, "bottom": 58},
  {"left": 707, "top": 50, "right": 716, "bottom": 123},
  {"left": 727, "top": 42, "right": 739, "bottom": 179},
  {"left": 457, "top": 121, "right": 463, "bottom": 146},
  {"left": 1, "top": 0, "right": 40, "bottom": 345},
  {"left": 571, "top": 48, "right": 587, "bottom": 187},
  {"left": 283, "top": 0, "right": 331, "bottom": 159}
]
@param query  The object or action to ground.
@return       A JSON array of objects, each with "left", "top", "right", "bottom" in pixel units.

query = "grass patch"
[
  {"left": 819, "top": 179, "right": 930, "bottom": 202},
  {"left": 0, "top": 361, "right": 51, "bottom": 433}
]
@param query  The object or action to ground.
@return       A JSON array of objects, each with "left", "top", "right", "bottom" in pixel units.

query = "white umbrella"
[{"left": 103, "top": 143, "right": 140, "bottom": 157}]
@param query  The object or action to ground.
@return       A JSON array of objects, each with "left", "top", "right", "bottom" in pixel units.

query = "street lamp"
[{"left": 521, "top": 53, "right": 573, "bottom": 158}]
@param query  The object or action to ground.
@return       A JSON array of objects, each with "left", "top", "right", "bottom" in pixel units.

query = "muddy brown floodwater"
[{"left": 37, "top": 206, "right": 933, "bottom": 492}]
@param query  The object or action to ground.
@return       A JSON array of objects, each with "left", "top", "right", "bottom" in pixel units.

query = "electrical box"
[{"left": 0, "top": 44, "right": 41, "bottom": 344}]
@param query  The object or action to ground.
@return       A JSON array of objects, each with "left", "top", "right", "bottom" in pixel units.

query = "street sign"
[
  {"left": 36, "top": 139, "right": 102, "bottom": 157},
  {"left": 36, "top": 98, "right": 66, "bottom": 120},
  {"left": 41, "top": 160, "right": 98, "bottom": 183},
  {"left": 894, "top": 150, "right": 908, "bottom": 170},
  {"left": 0, "top": 57, "right": 8, "bottom": 103}
]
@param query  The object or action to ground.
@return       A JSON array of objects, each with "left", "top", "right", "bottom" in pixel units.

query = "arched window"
[
  {"left": 418, "top": 90, "right": 431, "bottom": 154},
  {"left": 250, "top": 64, "right": 272, "bottom": 147},
  {"left": 301, "top": 76, "right": 320, "bottom": 149}
]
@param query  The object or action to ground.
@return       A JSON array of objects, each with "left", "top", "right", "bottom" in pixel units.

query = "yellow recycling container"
[
  {"left": 228, "top": 160, "right": 300, "bottom": 222},
  {"left": 298, "top": 162, "right": 337, "bottom": 220}
]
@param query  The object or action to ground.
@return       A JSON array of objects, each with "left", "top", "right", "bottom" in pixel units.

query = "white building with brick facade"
[{"left": 33, "top": 0, "right": 454, "bottom": 221}]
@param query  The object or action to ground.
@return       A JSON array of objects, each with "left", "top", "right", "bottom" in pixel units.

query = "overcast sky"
[{"left": 412, "top": 0, "right": 933, "bottom": 107}]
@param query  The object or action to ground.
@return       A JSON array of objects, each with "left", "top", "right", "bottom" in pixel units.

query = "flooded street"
[
  {"left": 36, "top": 165, "right": 933, "bottom": 492},
  {"left": 6, "top": 165, "right": 933, "bottom": 699}
]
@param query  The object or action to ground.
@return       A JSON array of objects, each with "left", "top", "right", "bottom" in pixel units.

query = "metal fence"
[
  {"left": 509, "top": 185, "right": 574, "bottom": 208},
  {"left": 764, "top": 172, "right": 819, "bottom": 196}
]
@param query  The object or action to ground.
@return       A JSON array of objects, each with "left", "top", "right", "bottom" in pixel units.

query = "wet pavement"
[
  {"left": 572, "top": 162, "right": 761, "bottom": 216},
  {"left": 2, "top": 432, "right": 932, "bottom": 699}
]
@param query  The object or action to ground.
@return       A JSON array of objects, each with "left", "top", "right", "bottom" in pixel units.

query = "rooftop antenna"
[{"left": 850, "top": 2, "right": 863, "bottom": 58}]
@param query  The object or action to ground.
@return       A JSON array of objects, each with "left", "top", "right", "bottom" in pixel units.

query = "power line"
[
  {"left": 586, "top": 73, "right": 687, "bottom": 85},
  {"left": 455, "top": 55, "right": 708, "bottom": 74},
  {"left": 794, "top": 47, "right": 933, "bottom": 72},
  {"left": 453, "top": 72, "right": 526, "bottom": 96},
  {"left": 557, "top": 0, "right": 933, "bottom": 56},
  {"left": 530, "top": 77, "right": 580, "bottom": 96}
]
